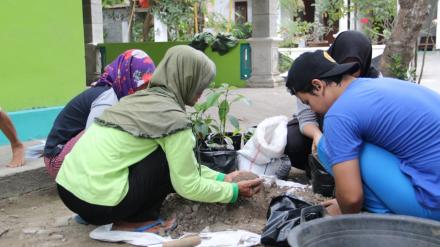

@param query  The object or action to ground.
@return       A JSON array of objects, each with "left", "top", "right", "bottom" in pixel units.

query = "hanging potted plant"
[{"left": 190, "top": 83, "right": 251, "bottom": 173}]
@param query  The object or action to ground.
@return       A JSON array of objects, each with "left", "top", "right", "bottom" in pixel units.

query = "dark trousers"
[
  {"left": 285, "top": 116, "right": 324, "bottom": 176},
  {"left": 57, "top": 147, "right": 174, "bottom": 225},
  {"left": 284, "top": 118, "right": 312, "bottom": 171}
]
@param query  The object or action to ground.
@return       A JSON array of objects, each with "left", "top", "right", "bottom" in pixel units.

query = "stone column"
[
  {"left": 247, "top": 0, "right": 284, "bottom": 88},
  {"left": 83, "top": 0, "right": 104, "bottom": 85},
  {"left": 437, "top": 0, "right": 440, "bottom": 50}
]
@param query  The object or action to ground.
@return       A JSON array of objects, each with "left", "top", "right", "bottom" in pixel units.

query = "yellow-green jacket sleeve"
[
  {"left": 157, "top": 129, "right": 238, "bottom": 204},
  {"left": 200, "top": 165, "right": 225, "bottom": 181}
]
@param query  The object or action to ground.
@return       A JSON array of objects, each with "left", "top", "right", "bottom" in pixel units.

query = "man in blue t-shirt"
[{"left": 285, "top": 50, "right": 440, "bottom": 220}]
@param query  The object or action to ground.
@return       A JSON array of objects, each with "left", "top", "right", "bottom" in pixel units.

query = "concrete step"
[{"left": 0, "top": 141, "right": 54, "bottom": 200}]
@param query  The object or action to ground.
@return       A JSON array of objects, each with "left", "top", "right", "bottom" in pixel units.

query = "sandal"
[
  {"left": 134, "top": 217, "right": 177, "bottom": 234},
  {"left": 74, "top": 215, "right": 89, "bottom": 225},
  {"left": 112, "top": 215, "right": 177, "bottom": 234}
]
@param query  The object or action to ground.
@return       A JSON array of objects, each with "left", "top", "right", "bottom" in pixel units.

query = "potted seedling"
[{"left": 191, "top": 83, "right": 251, "bottom": 173}]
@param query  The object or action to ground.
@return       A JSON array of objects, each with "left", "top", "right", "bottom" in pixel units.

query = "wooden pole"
[
  {"left": 227, "top": 0, "right": 233, "bottom": 32},
  {"left": 127, "top": 0, "right": 137, "bottom": 41},
  {"left": 194, "top": 2, "right": 199, "bottom": 33}
]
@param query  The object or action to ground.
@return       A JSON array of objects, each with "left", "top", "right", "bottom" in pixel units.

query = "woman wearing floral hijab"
[
  {"left": 56, "top": 45, "right": 262, "bottom": 233},
  {"left": 43, "top": 49, "right": 155, "bottom": 178}
]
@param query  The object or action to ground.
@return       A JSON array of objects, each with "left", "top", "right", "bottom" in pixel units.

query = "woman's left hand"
[{"left": 224, "top": 171, "right": 240, "bottom": 183}]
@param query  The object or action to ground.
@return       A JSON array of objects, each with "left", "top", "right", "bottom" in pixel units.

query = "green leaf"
[
  {"left": 232, "top": 128, "right": 241, "bottom": 136},
  {"left": 194, "top": 102, "right": 204, "bottom": 112},
  {"left": 211, "top": 124, "right": 220, "bottom": 133},
  {"left": 223, "top": 136, "right": 234, "bottom": 150},
  {"left": 200, "top": 124, "right": 209, "bottom": 138},
  {"left": 205, "top": 92, "right": 221, "bottom": 108},
  {"left": 218, "top": 99, "right": 229, "bottom": 124},
  {"left": 232, "top": 95, "right": 252, "bottom": 106},
  {"left": 228, "top": 115, "right": 240, "bottom": 130}
]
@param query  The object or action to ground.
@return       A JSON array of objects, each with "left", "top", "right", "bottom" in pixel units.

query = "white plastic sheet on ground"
[
  {"left": 89, "top": 224, "right": 260, "bottom": 247},
  {"left": 261, "top": 175, "right": 307, "bottom": 190},
  {"left": 25, "top": 140, "right": 46, "bottom": 159},
  {"left": 90, "top": 224, "right": 167, "bottom": 246}
]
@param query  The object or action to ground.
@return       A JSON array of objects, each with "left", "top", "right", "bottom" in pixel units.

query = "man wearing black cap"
[{"left": 285, "top": 50, "right": 440, "bottom": 220}]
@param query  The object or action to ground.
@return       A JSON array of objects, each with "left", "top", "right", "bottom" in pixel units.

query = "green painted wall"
[
  {"left": 99, "top": 41, "right": 248, "bottom": 87},
  {"left": 0, "top": 0, "right": 85, "bottom": 111}
]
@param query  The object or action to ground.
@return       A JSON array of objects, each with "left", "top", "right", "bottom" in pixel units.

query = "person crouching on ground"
[
  {"left": 285, "top": 50, "right": 440, "bottom": 220},
  {"left": 284, "top": 31, "right": 380, "bottom": 175},
  {"left": 56, "top": 45, "right": 263, "bottom": 232},
  {"left": 43, "top": 49, "right": 156, "bottom": 178}
]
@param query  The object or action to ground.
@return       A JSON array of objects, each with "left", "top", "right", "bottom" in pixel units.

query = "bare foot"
[{"left": 7, "top": 143, "right": 25, "bottom": 168}]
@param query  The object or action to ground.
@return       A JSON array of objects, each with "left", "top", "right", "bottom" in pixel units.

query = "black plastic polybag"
[
  {"left": 195, "top": 149, "right": 237, "bottom": 173},
  {"left": 309, "top": 154, "right": 335, "bottom": 197},
  {"left": 261, "top": 195, "right": 326, "bottom": 246}
]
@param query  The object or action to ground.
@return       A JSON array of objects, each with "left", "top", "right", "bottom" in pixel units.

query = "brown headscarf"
[{"left": 96, "top": 45, "right": 216, "bottom": 138}]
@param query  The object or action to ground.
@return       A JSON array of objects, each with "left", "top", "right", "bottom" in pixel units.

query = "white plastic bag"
[{"left": 238, "top": 116, "right": 288, "bottom": 176}]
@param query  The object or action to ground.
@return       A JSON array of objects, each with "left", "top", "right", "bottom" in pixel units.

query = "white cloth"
[{"left": 89, "top": 224, "right": 260, "bottom": 247}]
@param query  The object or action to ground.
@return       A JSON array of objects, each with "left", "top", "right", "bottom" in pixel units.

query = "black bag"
[
  {"left": 309, "top": 154, "right": 335, "bottom": 197},
  {"left": 195, "top": 148, "right": 237, "bottom": 173},
  {"left": 260, "top": 195, "right": 326, "bottom": 246}
]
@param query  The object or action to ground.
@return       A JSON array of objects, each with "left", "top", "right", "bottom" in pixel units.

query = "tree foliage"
[
  {"left": 314, "top": 0, "right": 396, "bottom": 43},
  {"left": 150, "top": 0, "right": 197, "bottom": 41}
]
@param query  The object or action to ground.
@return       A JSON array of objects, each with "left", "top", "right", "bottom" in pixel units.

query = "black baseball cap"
[{"left": 286, "top": 50, "right": 359, "bottom": 95}]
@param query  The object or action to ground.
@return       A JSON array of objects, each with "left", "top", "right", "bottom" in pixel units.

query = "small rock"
[
  {"left": 31, "top": 207, "right": 37, "bottom": 210},
  {"left": 0, "top": 208, "right": 4, "bottom": 212},
  {"left": 22, "top": 228, "right": 39, "bottom": 235},
  {"left": 49, "top": 234, "right": 64, "bottom": 240},
  {"left": 208, "top": 216, "right": 215, "bottom": 222},
  {"left": 53, "top": 216, "right": 72, "bottom": 227},
  {"left": 224, "top": 219, "right": 232, "bottom": 225},
  {"left": 183, "top": 206, "right": 192, "bottom": 214},
  {"left": 192, "top": 204, "right": 199, "bottom": 212},
  {"left": 201, "top": 226, "right": 210, "bottom": 233},
  {"left": 7, "top": 197, "right": 18, "bottom": 204},
  {"left": 0, "top": 225, "right": 9, "bottom": 238},
  {"left": 8, "top": 215, "right": 19, "bottom": 219}
]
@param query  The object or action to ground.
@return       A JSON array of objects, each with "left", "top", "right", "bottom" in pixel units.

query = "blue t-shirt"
[{"left": 322, "top": 77, "right": 440, "bottom": 209}]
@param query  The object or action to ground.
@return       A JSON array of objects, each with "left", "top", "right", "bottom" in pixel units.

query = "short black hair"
[
  {"left": 290, "top": 74, "right": 344, "bottom": 95},
  {"left": 321, "top": 74, "right": 343, "bottom": 86}
]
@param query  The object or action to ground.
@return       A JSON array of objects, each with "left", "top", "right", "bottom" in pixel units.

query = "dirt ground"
[{"left": 0, "top": 169, "right": 328, "bottom": 246}]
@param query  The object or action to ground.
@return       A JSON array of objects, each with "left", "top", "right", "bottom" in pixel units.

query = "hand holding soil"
[
  {"left": 227, "top": 170, "right": 259, "bottom": 183},
  {"left": 237, "top": 178, "right": 263, "bottom": 197}
]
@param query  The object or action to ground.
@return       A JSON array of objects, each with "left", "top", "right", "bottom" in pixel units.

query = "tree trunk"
[
  {"left": 142, "top": 11, "right": 154, "bottom": 42},
  {"left": 379, "top": 0, "right": 430, "bottom": 77}
]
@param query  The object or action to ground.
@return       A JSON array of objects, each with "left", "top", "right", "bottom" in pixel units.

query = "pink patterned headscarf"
[{"left": 95, "top": 49, "right": 156, "bottom": 99}]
